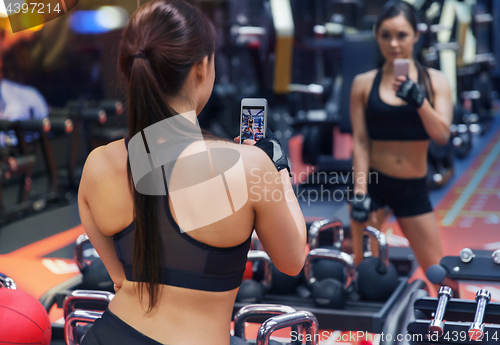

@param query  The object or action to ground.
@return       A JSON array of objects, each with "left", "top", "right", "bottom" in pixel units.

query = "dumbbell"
[
  {"left": 48, "top": 117, "right": 74, "bottom": 134},
  {"left": 468, "top": 289, "right": 491, "bottom": 341},
  {"left": 65, "top": 309, "right": 104, "bottom": 345},
  {"left": 491, "top": 249, "right": 500, "bottom": 264},
  {"left": 98, "top": 100, "right": 124, "bottom": 116},
  {"left": 356, "top": 226, "right": 399, "bottom": 301},
  {"left": 1, "top": 155, "right": 36, "bottom": 204},
  {"left": 63, "top": 290, "right": 114, "bottom": 319},
  {"left": 0, "top": 119, "right": 51, "bottom": 153},
  {"left": 236, "top": 250, "right": 272, "bottom": 304},
  {"left": 256, "top": 310, "right": 319, "bottom": 345},
  {"left": 0, "top": 118, "right": 51, "bottom": 133},
  {"left": 427, "top": 247, "right": 475, "bottom": 283},
  {"left": 234, "top": 304, "right": 299, "bottom": 345},
  {"left": 51, "top": 107, "right": 107, "bottom": 124},
  {"left": 64, "top": 302, "right": 315, "bottom": 345},
  {"left": 2, "top": 155, "right": 36, "bottom": 178},
  {"left": 74, "top": 234, "right": 114, "bottom": 292},
  {"left": 428, "top": 286, "right": 453, "bottom": 337},
  {"left": 427, "top": 248, "right": 475, "bottom": 283},
  {"left": 304, "top": 248, "right": 356, "bottom": 309},
  {"left": 426, "top": 264, "right": 448, "bottom": 285},
  {"left": 0, "top": 273, "right": 17, "bottom": 289},
  {"left": 308, "top": 218, "right": 346, "bottom": 283},
  {"left": 63, "top": 290, "right": 114, "bottom": 345},
  {"left": 66, "top": 100, "right": 123, "bottom": 116},
  {"left": 459, "top": 248, "right": 475, "bottom": 263}
]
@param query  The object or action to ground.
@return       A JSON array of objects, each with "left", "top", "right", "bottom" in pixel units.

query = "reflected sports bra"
[
  {"left": 365, "top": 69, "right": 430, "bottom": 141},
  {"left": 113, "top": 137, "right": 252, "bottom": 291}
]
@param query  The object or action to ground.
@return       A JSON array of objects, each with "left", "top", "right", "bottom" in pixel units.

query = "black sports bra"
[
  {"left": 365, "top": 69, "right": 430, "bottom": 141},
  {"left": 113, "top": 136, "right": 252, "bottom": 291}
]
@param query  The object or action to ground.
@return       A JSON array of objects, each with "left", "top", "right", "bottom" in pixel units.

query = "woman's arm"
[
  {"left": 350, "top": 74, "right": 371, "bottom": 195},
  {"left": 250, "top": 148, "right": 307, "bottom": 276},
  {"left": 350, "top": 73, "right": 373, "bottom": 266},
  {"left": 394, "top": 71, "right": 453, "bottom": 145},
  {"left": 78, "top": 147, "right": 126, "bottom": 289}
]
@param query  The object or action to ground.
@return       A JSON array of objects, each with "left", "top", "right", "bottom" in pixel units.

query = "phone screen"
[{"left": 241, "top": 106, "right": 265, "bottom": 142}]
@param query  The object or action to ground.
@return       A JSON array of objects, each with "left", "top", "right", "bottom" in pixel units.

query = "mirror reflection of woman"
[
  {"left": 349, "top": 1, "right": 456, "bottom": 291},
  {"left": 248, "top": 116, "right": 254, "bottom": 136}
]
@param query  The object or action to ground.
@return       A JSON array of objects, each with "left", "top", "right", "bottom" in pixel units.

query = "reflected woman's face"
[{"left": 376, "top": 14, "right": 419, "bottom": 64}]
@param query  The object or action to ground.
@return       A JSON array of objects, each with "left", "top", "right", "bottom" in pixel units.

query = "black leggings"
[
  {"left": 367, "top": 168, "right": 433, "bottom": 218},
  {"left": 81, "top": 308, "right": 248, "bottom": 345}
]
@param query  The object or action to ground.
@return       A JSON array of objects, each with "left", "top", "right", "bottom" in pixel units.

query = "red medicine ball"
[{"left": 0, "top": 288, "right": 51, "bottom": 345}]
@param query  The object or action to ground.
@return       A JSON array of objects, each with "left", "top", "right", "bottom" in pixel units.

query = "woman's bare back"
[{"left": 86, "top": 138, "right": 258, "bottom": 345}]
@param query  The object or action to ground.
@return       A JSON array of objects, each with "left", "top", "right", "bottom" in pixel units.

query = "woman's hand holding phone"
[
  {"left": 234, "top": 136, "right": 256, "bottom": 145},
  {"left": 392, "top": 75, "right": 408, "bottom": 92},
  {"left": 234, "top": 128, "right": 292, "bottom": 176},
  {"left": 394, "top": 76, "right": 425, "bottom": 109},
  {"left": 392, "top": 58, "right": 424, "bottom": 108}
]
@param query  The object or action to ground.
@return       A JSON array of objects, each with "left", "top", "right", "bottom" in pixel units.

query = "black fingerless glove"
[
  {"left": 396, "top": 77, "right": 425, "bottom": 109},
  {"left": 254, "top": 128, "right": 292, "bottom": 176},
  {"left": 351, "top": 193, "right": 372, "bottom": 223}
]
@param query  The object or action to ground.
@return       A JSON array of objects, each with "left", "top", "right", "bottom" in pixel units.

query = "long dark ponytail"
[
  {"left": 375, "top": 0, "right": 434, "bottom": 104},
  {"left": 118, "top": 0, "right": 218, "bottom": 312}
]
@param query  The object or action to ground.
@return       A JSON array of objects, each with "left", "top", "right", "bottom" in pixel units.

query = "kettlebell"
[
  {"left": 250, "top": 232, "right": 301, "bottom": 295},
  {"left": 304, "top": 248, "right": 357, "bottom": 309},
  {"left": 270, "top": 265, "right": 302, "bottom": 295},
  {"left": 308, "top": 218, "right": 346, "bottom": 282},
  {"left": 236, "top": 250, "right": 272, "bottom": 303},
  {"left": 0, "top": 272, "right": 16, "bottom": 289},
  {"left": 357, "top": 226, "right": 399, "bottom": 301},
  {"left": 308, "top": 217, "right": 344, "bottom": 250},
  {"left": 74, "top": 234, "right": 114, "bottom": 292}
]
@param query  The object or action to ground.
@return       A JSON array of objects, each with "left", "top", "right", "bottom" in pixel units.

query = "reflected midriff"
[{"left": 369, "top": 139, "right": 430, "bottom": 178}]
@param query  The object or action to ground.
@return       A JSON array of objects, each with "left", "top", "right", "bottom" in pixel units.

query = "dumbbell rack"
[
  {"left": 0, "top": 120, "right": 47, "bottom": 225},
  {"left": 440, "top": 251, "right": 500, "bottom": 281},
  {"left": 233, "top": 277, "right": 420, "bottom": 333},
  {"left": 408, "top": 297, "right": 500, "bottom": 345}
]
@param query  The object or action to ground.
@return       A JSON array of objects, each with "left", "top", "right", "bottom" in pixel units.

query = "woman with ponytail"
[
  {"left": 77, "top": 1, "right": 306, "bottom": 344},
  {"left": 349, "top": 1, "right": 454, "bottom": 289}
]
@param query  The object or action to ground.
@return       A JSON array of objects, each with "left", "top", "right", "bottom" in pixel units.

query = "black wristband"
[
  {"left": 351, "top": 193, "right": 372, "bottom": 223},
  {"left": 254, "top": 128, "right": 292, "bottom": 176},
  {"left": 396, "top": 77, "right": 424, "bottom": 108}
]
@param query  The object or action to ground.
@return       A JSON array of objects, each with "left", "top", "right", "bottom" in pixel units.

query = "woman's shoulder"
[
  {"left": 79, "top": 144, "right": 115, "bottom": 206},
  {"left": 205, "top": 139, "right": 277, "bottom": 176},
  {"left": 426, "top": 68, "right": 451, "bottom": 95},
  {"left": 352, "top": 69, "right": 379, "bottom": 90},
  {"left": 426, "top": 67, "right": 449, "bottom": 84},
  {"left": 103, "top": 139, "right": 129, "bottom": 172},
  {"left": 81, "top": 140, "right": 126, "bottom": 182},
  {"left": 95, "top": 137, "right": 275, "bottom": 179},
  {"left": 354, "top": 69, "right": 378, "bottom": 83},
  {"left": 351, "top": 69, "right": 379, "bottom": 98},
  {"left": 206, "top": 139, "right": 271, "bottom": 162}
]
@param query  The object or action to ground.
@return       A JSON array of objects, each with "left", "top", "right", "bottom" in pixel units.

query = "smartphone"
[
  {"left": 394, "top": 59, "right": 409, "bottom": 78},
  {"left": 240, "top": 98, "right": 267, "bottom": 143}
]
